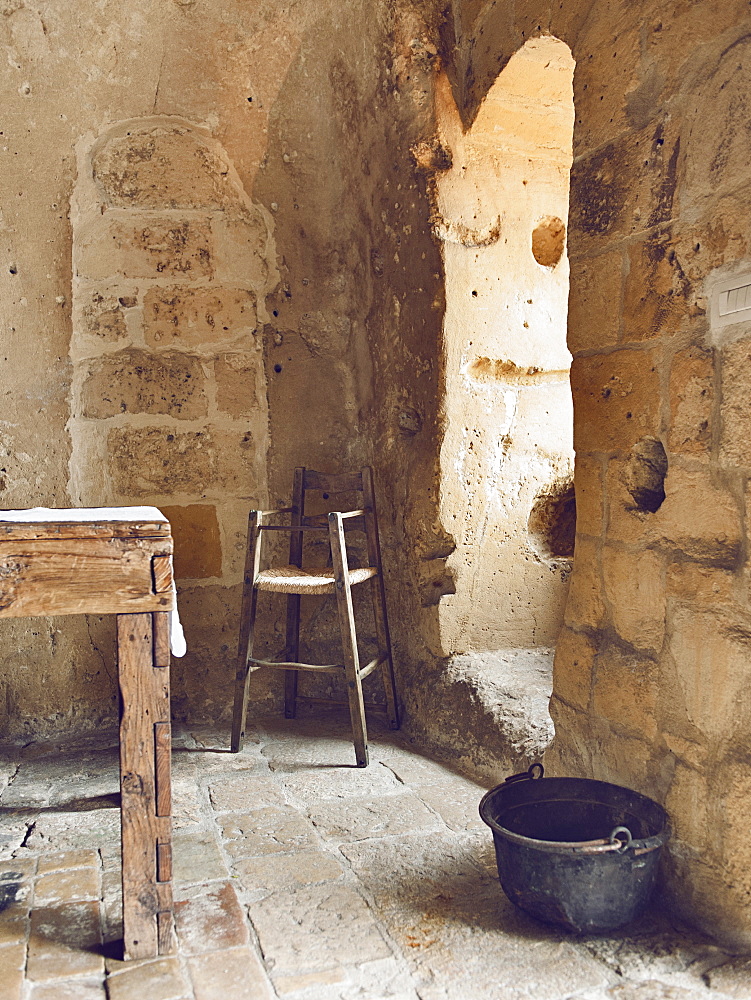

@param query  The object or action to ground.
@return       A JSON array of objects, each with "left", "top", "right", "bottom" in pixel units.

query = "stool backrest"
[
  {"left": 301, "top": 470, "right": 363, "bottom": 494},
  {"left": 289, "top": 467, "right": 374, "bottom": 569}
]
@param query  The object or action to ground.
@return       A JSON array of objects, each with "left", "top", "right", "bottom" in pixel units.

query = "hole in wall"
[
  {"left": 528, "top": 479, "right": 576, "bottom": 561},
  {"left": 532, "top": 216, "right": 566, "bottom": 268},
  {"left": 625, "top": 437, "right": 668, "bottom": 513}
]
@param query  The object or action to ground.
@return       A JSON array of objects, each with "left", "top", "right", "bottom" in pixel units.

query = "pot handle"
[
  {"left": 504, "top": 762, "right": 544, "bottom": 784},
  {"left": 609, "top": 826, "right": 634, "bottom": 853}
]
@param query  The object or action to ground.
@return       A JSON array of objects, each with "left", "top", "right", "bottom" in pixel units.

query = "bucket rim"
[{"left": 478, "top": 775, "right": 670, "bottom": 856}]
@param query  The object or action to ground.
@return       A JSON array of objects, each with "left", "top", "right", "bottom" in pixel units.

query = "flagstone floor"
[{"left": 1, "top": 715, "right": 749, "bottom": 1000}]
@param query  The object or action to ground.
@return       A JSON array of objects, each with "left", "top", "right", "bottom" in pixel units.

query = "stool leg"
[
  {"left": 372, "top": 573, "right": 399, "bottom": 730},
  {"left": 284, "top": 594, "right": 300, "bottom": 719},
  {"left": 362, "top": 467, "right": 399, "bottom": 729},
  {"left": 329, "top": 513, "right": 368, "bottom": 767},
  {"left": 119, "top": 612, "right": 174, "bottom": 960},
  {"left": 231, "top": 512, "right": 262, "bottom": 752},
  {"left": 285, "top": 469, "right": 305, "bottom": 720}
]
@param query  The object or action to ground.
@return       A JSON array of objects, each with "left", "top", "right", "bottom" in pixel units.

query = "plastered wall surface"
[{"left": 3, "top": 0, "right": 751, "bottom": 949}]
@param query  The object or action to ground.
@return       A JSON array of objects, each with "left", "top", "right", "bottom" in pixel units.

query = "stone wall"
[
  {"left": 0, "top": 0, "right": 441, "bottom": 734},
  {"left": 444, "top": 0, "right": 751, "bottom": 947},
  {"left": 69, "top": 116, "right": 276, "bottom": 722}
]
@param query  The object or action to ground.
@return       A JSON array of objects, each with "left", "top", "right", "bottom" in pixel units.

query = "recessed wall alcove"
[{"left": 426, "top": 36, "right": 576, "bottom": 768}]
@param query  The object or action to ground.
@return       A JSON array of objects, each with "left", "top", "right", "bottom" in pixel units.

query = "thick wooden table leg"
[{"left": 118, "top": 611, "right": 174, "bottom": 960}]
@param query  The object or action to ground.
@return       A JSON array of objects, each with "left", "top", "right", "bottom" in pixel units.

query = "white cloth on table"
[{"left": 0, "top": 506, "right": 187, "bottom": 657}]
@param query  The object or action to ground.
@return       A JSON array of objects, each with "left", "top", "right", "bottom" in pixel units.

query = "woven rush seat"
[{"left": 256, "top": 565, "right": 377, "bottom": 594}]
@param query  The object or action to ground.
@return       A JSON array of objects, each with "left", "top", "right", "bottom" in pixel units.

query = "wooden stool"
[
  {"left": 0, "top": 508, "right": 180, "bottom": 960},
  {"left": 231, "top": 467, "right": 399, "bottom": 767}
]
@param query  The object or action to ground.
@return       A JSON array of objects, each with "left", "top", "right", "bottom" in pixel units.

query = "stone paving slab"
[
  {"left": 306, "top": 791, "right": 443, "bottom": 843},
  {"left": 208, "top": 774, "right": 287, "bottom": 812},
  {"left": 174, "top": 881, "right": 249, "bottom": 955},
  {"left": 250, "top": 883, "right": 393, "bottom": 976},
  {"left": 340, "top": 831, "right": 494, "bottom": 913},
  {"left": 0, "top": 873, "right": 31, "bottom": 948},
  {"left": 0, "top": 968, "right": 23, "bottom": 1000},
  {"left": 28, "top": 980, "right": 108, "bottom": 999},
  {"left": 21, "top": 808, "right": 120, "bottom": 855},
  {"left": 106, "top": 957, "right": 191, "bottom": 1000},
  {"left": 27, "top": 900, "right": 103, "bottom": 981},
  {"left": 188, "top": 946, "right": 276, "bottom": 1000},
  {"left": 37, "top": 848, "right": 99, "bottom": 874},
  {"left": 602, "top": 983, "right": 709, "bottom": 1000},
  {"left": 171, "top": 829, "right": 227, "bottom": 883},
  {"left": 218, "top": 805, "right": 319, "bottom": 858},
  {"left": 171, "top": 780, "right": 210, "bottom": 831},
  {"left": 271, "top": 956, "right": 421, "bottom": 1000},
  {"left": 34, "top": 865, "right": 101, "bottom": 905},
  {"left": 413, "top": 780, "right": 490, "bottom": 833},
  {"left": 274, "top": 760, "right": 403, "bottom": 804},
  {"left": 231, "top": 848, "right": 345, "bottom": 894},
  {"left": 374, "top": 739, "right": 486, "bottom": 788}
]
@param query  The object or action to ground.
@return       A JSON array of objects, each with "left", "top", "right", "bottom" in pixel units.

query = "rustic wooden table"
[{"left": 0, "top": 508, "right": 178, "bottom": 960}]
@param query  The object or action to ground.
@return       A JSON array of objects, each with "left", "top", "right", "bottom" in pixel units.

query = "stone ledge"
[{"left": 408, "top": 648, "right": 554, "bottom": 783}]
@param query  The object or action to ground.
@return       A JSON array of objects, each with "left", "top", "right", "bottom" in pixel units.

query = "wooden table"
[{"left": 0, "top": 509, "right": 177, "bottom": 960}]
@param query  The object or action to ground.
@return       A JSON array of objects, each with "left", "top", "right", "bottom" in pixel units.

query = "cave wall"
[{"left": 433, "top": 37, "right": 575, "bottom": 656}]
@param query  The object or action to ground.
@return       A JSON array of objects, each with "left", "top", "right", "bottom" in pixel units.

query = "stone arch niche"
[
  {"left": 434, "top": 36, "right": 576, "bottom": 661},
  {"left": 69, "top": 116, "right": 278, "bottom": 719}
]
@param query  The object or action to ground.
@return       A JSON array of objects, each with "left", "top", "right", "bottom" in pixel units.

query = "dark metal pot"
[{"left": 479, "top": 764, "right": 670, "bottom": 933}]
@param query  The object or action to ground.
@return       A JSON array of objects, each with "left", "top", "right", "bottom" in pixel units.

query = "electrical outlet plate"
[{"left": 711, "top": 272, "right": 751, "bottom": 330}]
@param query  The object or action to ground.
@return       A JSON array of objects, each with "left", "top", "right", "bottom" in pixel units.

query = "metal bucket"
[{"left": 479, "top": 764, "right": 670, "bottom": 933}]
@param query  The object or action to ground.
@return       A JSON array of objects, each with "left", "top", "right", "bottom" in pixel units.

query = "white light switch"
[{"left": 712, "top": 272, "right": 751, "bottom": 330}]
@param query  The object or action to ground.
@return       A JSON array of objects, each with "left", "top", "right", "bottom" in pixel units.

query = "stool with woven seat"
[{"left": 230, "top": 466, "right": 399, "bottom": 766}]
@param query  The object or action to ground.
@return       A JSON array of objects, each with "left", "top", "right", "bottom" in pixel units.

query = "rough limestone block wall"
[
  {"left": 69, "top": 117, "right": 276, "bottom": 722},
  {"left": 446, "top": 0, "right": 751, "bottom": 946}
]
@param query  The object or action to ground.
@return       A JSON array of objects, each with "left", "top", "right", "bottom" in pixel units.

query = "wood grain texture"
[
  {"left": 157, "top": 911, "right": 174, "bottom": 956},
  {"left": 284, "top": 468, "right": 305, "bottom": 721},
  {"left": 0, "top": 536, "right": 175, "bottom": 618},
  {"left": 153, "top": 610, "right": 170, "bottom": 668},
  {"left": 230, "top": 511, "right": 263, "bottom": 753},
  {"left": 154, "top": 721, "right": 171, "bottom": 818},
  {"left": 329, "top": 512, "right": 369, "bottom": 767},
  {"left": 151, "top": 555, "right": 173, "bottom": 594},
  {"left": 0, "top": 520, "right": 170, "bottom": 541},
  {"left": 118, "top": 612, "right": 173, "bottom": 960},
  {"left": 157, "top": 841, "right": 173, "bottom": 882},
  {"left": 362, "top": 467, "right": 400, "bottom": 730}
]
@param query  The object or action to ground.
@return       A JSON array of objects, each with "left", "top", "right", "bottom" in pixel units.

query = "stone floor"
[{"left": 1, "top": 714, "right": 750, "bottom": 1000}]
